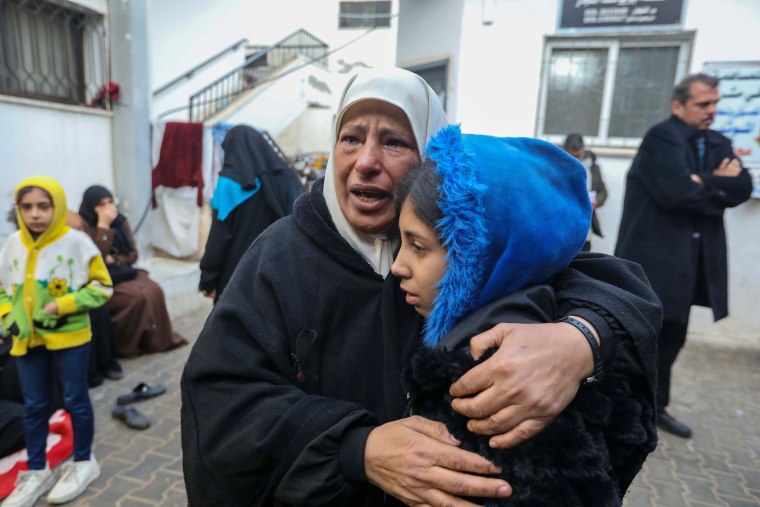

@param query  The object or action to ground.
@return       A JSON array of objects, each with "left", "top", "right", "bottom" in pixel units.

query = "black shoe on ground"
[
  {"left": 657, "top": 410, "right": 692, "bottom": 438},
  {"left": 104, "top": 368, "right": 124, "bottom": 381}
]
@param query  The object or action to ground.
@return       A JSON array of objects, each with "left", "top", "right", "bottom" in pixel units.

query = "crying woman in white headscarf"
[{"left": 181, "top": 67, "right": 661, "bottom": 507}]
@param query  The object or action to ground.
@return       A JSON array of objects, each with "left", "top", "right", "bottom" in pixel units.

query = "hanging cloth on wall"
[
  {"left": 151, "top": 121, "right": 205, "bottom": 206},
  {"left": 150, "top": 121, "right": 204, "bottom": 257}
]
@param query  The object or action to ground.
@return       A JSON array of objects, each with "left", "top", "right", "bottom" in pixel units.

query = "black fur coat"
[{"left": 402, "top": 288, "right": 657, "bottom": 506}]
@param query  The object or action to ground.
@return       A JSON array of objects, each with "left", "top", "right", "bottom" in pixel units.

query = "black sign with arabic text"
[{"left": 559, "top": 0, "right": 684, "bottom": 29}]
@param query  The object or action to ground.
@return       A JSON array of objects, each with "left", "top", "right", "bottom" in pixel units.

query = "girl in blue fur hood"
[{"left": 392, "top": 125, "right": 657, "bottom": 506}]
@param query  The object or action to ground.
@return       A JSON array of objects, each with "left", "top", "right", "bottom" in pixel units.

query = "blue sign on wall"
[{"left": 705, "top": 61, "right": 760, "bottom": 198}]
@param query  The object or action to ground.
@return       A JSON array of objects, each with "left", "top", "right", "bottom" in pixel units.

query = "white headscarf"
[{"left": 323, "top": 67, "right": 448, "bottom": 276}]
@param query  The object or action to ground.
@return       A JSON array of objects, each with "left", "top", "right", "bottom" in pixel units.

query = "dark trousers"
[
  {"left": 0, "top": 400, "right": 25, "bottom": 457},
  {"left": 16, "top": 344, "right": 94, "bottom": 469},
  {"left": 656, "top": 319, "right": 689, "bottom": 410},
  {"left": 88, "top": 305, "right": 122, "bottom": 387}
]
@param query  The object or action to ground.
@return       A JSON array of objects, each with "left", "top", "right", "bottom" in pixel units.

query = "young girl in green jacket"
[{"left": 0, "top": 176, "right": 112, "bottom": 507}]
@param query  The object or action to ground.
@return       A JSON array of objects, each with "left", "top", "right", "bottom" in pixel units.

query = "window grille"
[
  {"left": 0, "top": 0, "right": 108, "bottom": 107},
  {"left": 536, "top": 32, "right": 693, "bottom": 147},
  {"left": 339, "top": 1, "right": 391, "bottom": 29}
]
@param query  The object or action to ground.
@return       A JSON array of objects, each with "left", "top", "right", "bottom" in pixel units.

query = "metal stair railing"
[
  {"left": 260, "top": 131, "right": 293, "bottom": 167},
  {"left": 153, "top": 38, "right": 249, "bottom": 97},
  {"left": 188, "top": 29, "right": 328, "bottom": 122}
]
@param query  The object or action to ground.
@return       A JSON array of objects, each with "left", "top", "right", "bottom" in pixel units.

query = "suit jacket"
[{"left": 615, "top": 115, "right": 752, "bottom": 323}]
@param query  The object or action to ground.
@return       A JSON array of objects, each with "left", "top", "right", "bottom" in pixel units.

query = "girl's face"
[
  {"left": 18, "top": 187, "right": 54, "bottom": 236},
  {"left": 391, "top": 200, "right": 447, "bottom": 318}
]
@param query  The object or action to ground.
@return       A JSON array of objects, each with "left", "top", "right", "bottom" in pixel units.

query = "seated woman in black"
[{"left": 77, "top": 186, "right": 186, "bottom": 357}]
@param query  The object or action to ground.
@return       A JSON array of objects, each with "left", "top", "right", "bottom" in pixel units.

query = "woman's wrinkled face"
[
  {"left": 391, "top": 201, "right": 447, "bottom": 318},
  {"left": 18, "top": 187, "right": 54, "bottom": 236},
  {"left": 333, "top": 100, "right": 420, "bottom": 235}
]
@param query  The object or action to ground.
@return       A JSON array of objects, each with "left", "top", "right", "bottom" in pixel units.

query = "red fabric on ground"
[{"left": 0, "top": 410, "right": 73, "bottom": 499}]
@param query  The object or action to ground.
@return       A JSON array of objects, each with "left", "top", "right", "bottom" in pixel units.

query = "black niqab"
[{"left": 221, "top": 127, "right": 287, "bottom": 184}]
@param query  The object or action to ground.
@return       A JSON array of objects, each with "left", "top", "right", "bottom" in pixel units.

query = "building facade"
[
  {"left": 396, "top": 0, "right": 760, "bottom": 346},
  {"left": 2, "top": 0, "right": 757, "bottom": 345}
]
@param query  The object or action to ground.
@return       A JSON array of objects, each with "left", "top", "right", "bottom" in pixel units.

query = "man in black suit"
[{"left": 615, "top": 73, "right": 752, "bottom": 438}]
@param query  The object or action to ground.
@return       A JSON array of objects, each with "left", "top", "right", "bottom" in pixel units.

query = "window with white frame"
[
  {"left": 339, "top": 1, "right": 391, "bottom": 29},
  {"left": 536, "top": 32, "right": 693, "bottom": 147},
  {"left": 0, "top": 0, "right": 108, "bottom": 107}
]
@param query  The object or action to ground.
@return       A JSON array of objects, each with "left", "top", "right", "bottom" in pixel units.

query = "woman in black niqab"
[{"left": 199, "top": 125, "right": 303, "bottom": 301}]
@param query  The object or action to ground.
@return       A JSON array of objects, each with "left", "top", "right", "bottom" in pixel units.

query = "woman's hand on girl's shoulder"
[{"left": 449, "top": 322, "right": 590, "bottom": 448}]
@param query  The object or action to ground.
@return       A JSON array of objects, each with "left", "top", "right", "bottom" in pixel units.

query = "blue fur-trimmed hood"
[{"left": 422, "top": 125, "right": 591, "bottom": 347}]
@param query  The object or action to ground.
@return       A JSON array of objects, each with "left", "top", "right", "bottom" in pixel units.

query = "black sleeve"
[
  {"left": 275, "top": 169, "right": 305, "bottom": 215},
  {"left": 635, "top": 128, "right": 731, "bottom": 216},
  {"left": 262, "top": 169, "right": 305, "bottom": 219},
  {"left": 701, "top": 172, "right": 753, "bottom": 207},
  {"left": 552, "top": 252, "right": 662, "bottom": 405},
  {"left": 553, "top": 254, "right": 660, "bottom": 488},
  {"left": 198, "top": 209, "right": 233, "bottom": 293},
  {"left": 182, "top": 233, "right": 378, "bottom": 506}
]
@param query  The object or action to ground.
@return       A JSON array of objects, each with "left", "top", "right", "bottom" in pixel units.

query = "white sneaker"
[
  {"left": 46, "top": 457, "right": 101, "bottom": 505},
  {"left": 2, "top": 468, "right": 55, "bottom": 507}
]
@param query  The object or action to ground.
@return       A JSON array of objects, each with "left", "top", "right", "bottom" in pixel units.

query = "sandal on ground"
[
  {"left": 111, "top": 406, "right": 151, "bottom": 430},
  {"left": 116, "top": 382, "right": 166, "bottom": 405}
]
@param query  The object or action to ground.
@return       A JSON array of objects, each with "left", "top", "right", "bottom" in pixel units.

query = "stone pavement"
[
  {"left": 625, "top": 343, "right": 760, "bottom": 507},
  {"left": 46, "top": 300, "right": 212, "bottom": 507},
  {"left": 32, "top": 303, "right": 760, "bottom": 506}
]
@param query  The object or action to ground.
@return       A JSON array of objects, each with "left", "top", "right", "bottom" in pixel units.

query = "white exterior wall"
[
  {"left": 75, "top": 0, "right": 106, "bottom": 14},
  {"left": 248, "top": 1, "right": 399, "bottom": 71},
  {"left": 0, "top": 98, "right": 113, "bottom": 244},
  {"left": 0, "top": 0, "right": 114, "bottom": 246},
  {"left": 396, "top": 0, "right": 464, "bottom": 119},
  {"left": 450, "top": 0, "right": 760, "bottom": 136},
  {"left": 456, "top": 0, "right": 557, "bottom": 135},
  {"left": 150, "top": 0, "right": 253, "bottom": 121},
  {"left": 150, "top": 0, "right": 250, "bottom": 89},
  {"left": 396, "top": 0, "right": 760, "bottom": 347},
  {"left": 684, "top": 0, "right": 760, "bottom": 69}
]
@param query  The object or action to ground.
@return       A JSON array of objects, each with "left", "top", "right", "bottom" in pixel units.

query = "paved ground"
[
  {"left": 625, "top": 343, "right": 760, "bottom": 507},
  {"left": 50, "top": 303, "right": 211, "bottom": 507},
  {"left": 30, "top": 303, "right": 760, "bottom": 506}
]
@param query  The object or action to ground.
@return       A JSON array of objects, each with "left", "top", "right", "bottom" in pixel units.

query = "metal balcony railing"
[
  {"left": 188, "top": 29, "right": 328, "bottom": 122},
  {"left": 153, "top": 38, "right": 249, "bottom": 97}
]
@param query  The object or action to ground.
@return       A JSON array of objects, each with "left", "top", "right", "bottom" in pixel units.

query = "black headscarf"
[
  {"left": 79, "top": 185, "right": 132, "bottom": 256},
  {"left": 220, "top": 126, "right": 289, "bottom": 188},
  {"left": 218, "top": 125, "right": 303, "bottom": 218}
]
